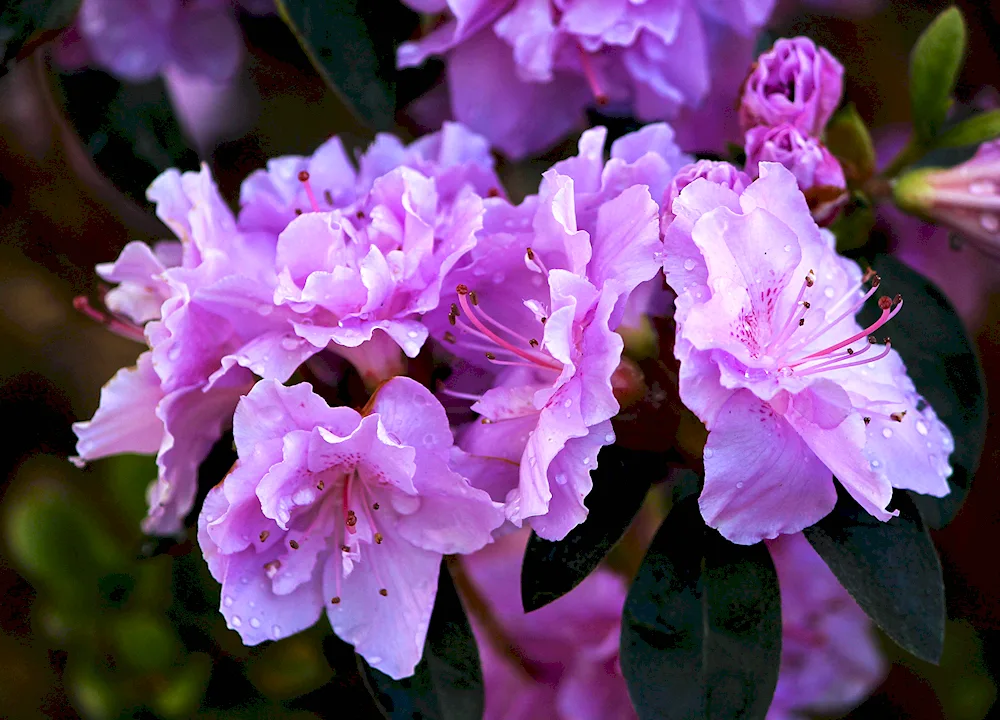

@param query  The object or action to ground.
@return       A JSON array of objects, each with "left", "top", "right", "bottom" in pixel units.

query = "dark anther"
[
  {"left": 298, "top": 170, "right": 310, "bottom": 182},
  {"left": 259, "top": 531, "right": 269, "bottom": 542},
  {"left": 289, "top": 540, "right": 300, "bottom": 550}
]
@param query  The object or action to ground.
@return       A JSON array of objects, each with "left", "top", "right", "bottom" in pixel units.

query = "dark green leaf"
[
  {"left": 909, "top": 6, "right": 967, "bottom": 142},
  {"left": 804, "top": 488, "right": 945, "bottom": 663},
  {"left": 360, "top": 560, "right": 483, "bottom": 720},
  {"left": 276, "top": 0, "right": 396, "bottom": 132},
  {"left": 620, "top": 498, "right": 782, "bottom": 720},
  {"left": 858, "top": 255, "right": 986, "bottom": 527},
  {"left": 826, "top": 103, "right": 876, "bottom": 184},
  {"left": 57, "top": 71, "right": 197, "bottom": 205},
  {"left": 1, "top": 0, "right": 79, "bottom": 75},
  {"left": 521, "top": 446, "right": 661, "bottom": 612},
  {"left": 932, "top": 110, "right": 1000, "bottom": 149},
  {"left": 831, "top": 197, "right": 875, "bottom": 253}
]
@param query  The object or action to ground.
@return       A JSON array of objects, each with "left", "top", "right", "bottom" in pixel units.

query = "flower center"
[{"left": 765, "top": 267, "right": 902, "bottom": 377}]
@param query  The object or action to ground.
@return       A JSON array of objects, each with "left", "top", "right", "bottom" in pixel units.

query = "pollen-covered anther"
[
  {"left": 374, "top": 533, "right": 383, "bottom": 544},
  {"left": 890, "top": 411, "right": 907, "bottom": 422},
  {"left": 341, "top": 544, "right": 350, "bottom": 552},
  {"left": 346, "top": 511, "right": 358, "bottom": 527},
  {"left": 264, "top": 560, "right": 281, "bottom": 578},
  {"left": 526, "top": 247, "right": 535, "bottom": 260},
  {"left": 289, "top": 539, "right": 300, "bottom": 550},
  {"left": 877, "top": 295, "right": 892, "bottom": 311},
  {"left": 798, "top": 318, "right": 805, "bottom": 326},
  {"left": 485, "top": 352, "right": 497, "bottom": 360},
  {"left": 469, "top": 290, "right": 479, "bottom": 306},
  {"left": 444, "top": 331, "right": 456, "bottom": 343},
  {"left": 529, "top": 338, "right": 539, "bottom": 348},
  {"left": 863, "top": 416, "right": 871, "bottom": 425},
  {"left": 259, "top": 530, "right": 269, "bottom": 542},
  {"left": 805, "top": 270, "right": 816, "bottom": 287},
  {"left": 456, "top": 284, "right": 470, "bottom": 296},
  {"left": 372, "top": 502, "right": 379, "bottom": 510},
  {"left": 379, "top": 588, "right": 388, "bottom": 597},
  {"left": 316, "top": 480, "right": 325, "bottom": 491},
  {"left": 331, "top": 596, "right": 341, "bottom": 604}
]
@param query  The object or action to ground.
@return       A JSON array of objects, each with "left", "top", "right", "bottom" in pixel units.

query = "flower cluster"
[
  {"left": 397, "top": 0, "right": 777, "bottom": 158},
  {"left": 740, "top": 37, "right": 848, "bottom": 224}
]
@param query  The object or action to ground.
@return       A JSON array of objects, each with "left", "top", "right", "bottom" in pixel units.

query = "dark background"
[{"left": 1, "top": 1, "right": 999, "bottom": 717}]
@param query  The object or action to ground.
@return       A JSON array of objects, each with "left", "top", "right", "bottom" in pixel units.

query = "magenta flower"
[
  {"left": 397, "top": 1, "right": 775, "bottom": 158},
  {"left": 198, "top": 377, "right": 503, "bottom": 678},
  {"left": 663, "top": 161, "right": 954, "bottom": 544},
  {"left": 431, "top": 127, "right": 670, "bottom": 539},
  {"left": 893, "top": 140, "right": 1000, "bottom": 258},
  {"left": 745, "top": 123, "right": 847, "bottom": 225},
  {"left": 766, "top": 533, "right": 886, "bottom": 719},
  {"left": 462, "top": 530, "right": 635, "bottom": 720},
  {"left": 63, "top": 0, "right": 270, "bottom": 83},
  {"left": 739, "top": 37, "right": 844, "bottom": 137}
]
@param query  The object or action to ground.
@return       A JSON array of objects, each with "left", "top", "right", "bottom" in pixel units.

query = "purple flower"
[
  {"left": 893, "top": 140, "right": 1000, "bottom": 258},
  {"left": 66, "top": 0, "right": 269, "bottom": 83},
  {"left": 430, "top": 127, "right": 670, "bottom": 539},
  {"left": 462, "top": 530, "right": 635, "bottom": 720},
  {"left": 663, "top": 161, "right": 954, "bottom": 544},
  {"left": 739, "top": 37, "right": 844, "bottom": 137},
  {"left": 745, "top": 123, "right": 847, "bottom": 225},
  {"left": 766, "top": 533, "right": 886, "bottom": 719},
  {"left": 397, "top": 1, "right": 775, "bottom": 158},
  {"left": 198, "top": 377, "right": 504, "bottom": 678},
  {"left": 74, "top": 125, "right": 498, "bottom": 533}
]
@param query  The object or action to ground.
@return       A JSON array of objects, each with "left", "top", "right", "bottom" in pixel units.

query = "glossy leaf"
[
  {"left": 909, "top": 6, "right": 967, "bottom": 142},
  {"left": 858, "top": 255, "right": 986, "bottom": 527},
  {"left": 276, "top": 0, "right": 396, "bottom": 132},
  {"left": 932, "top": 110, "right": 1000, "bottom": 149},
  {"left": 805, "top": 488, "right": 945, "bottom": 663},
  {"left": 620, "top": 498, "right": 782, "bottom": 719},
  {"left": 1, "top": 0, "right": 79, "bottom": 76},
  {"left": 360, "top": 560, "right": 483, "bottom": 720},
  {"left": 521, "top": 446, "right": 662, "bottom": 612},
  {"left": 826, "top": 103, "right": 877, "bottom": 184}
]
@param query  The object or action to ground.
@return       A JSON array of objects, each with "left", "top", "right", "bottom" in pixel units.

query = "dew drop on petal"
[
  {"left": 582, "top": 457, "right": 591, "bottom": 466},
  {"left": 407, "top": 330, "right": 419, "bottom": 339},
  {"left": 231, "top": 616, "right": 242, "bottom": 628},
  {"left": 824, "top": 287, "right": 836, "bottom": 299},
  {"left": 249, "top": 617, "right": 261, "bottom": 629},
  {"left": 272, "top": 625, "right": 282, "bottom": 639},
  {"left": 882, "top": 428, "right": 893, "bottom": 439},
  {"left": 281, "top": 337, "right": 301, "bottom": 350},
  {"left": 870, "top": 459, "right": 881, "bottom": 469},
  {"left": 257, "top": 305, "right": 274, "bottom": 316},
  {"left": 223, "top": 596, "right": 234, "bottom": 608},
  {"left": 422, "top": 433, "right": 436, "bottom": 446},
  {"left": 554, "top": 473, "right": 567, "bottom": 485},
  {"left": 916, "top": 419, "right": 929, "bottom": 436},
  {"left": 683, "top": 258, "right": 696, "bottom": 271},
  {"left": 704, "top": 448, "right": 714, "bottom": 459},
  {"left": 782, "top": 244, "right": 792, "bottom": 252},
  {"left": 605, "top": 432, "right": 615, "bottom": 443},
  {"left": 981, "top": 213, "right": 1000, "bottom": 233},
  {"left": 563, "top": 398, "right": 572, "bottom": 408},
  {"left": 736, "top": 481, "right": 744, "bottom": 488}
]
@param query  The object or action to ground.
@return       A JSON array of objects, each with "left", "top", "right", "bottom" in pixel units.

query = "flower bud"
[
  {"left": 739, "top": 37, "right": 844, "bottom": 137},
  {"left": 662, "top": 160, "right": 752, "bottom": 226},
  {"left": 746, "top": 124, "right": 848, "bottom": 225},
  {"left": 893, "top": 140, "right": 1000, "bottom": 251}
]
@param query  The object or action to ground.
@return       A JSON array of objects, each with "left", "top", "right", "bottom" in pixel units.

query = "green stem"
[{"left": 881, "top": 136, "right": 927, "bottom": 179}]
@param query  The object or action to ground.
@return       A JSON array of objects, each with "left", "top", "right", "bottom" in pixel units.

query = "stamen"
[
  {"left": 577, "top": 44, "right": 608, "bottom": 106},
  {"left": 890, "top": 411, "right": 906, "bottom": 422},
  {"left": 298, "top": 170, "right": 321, "bottom": 212},
  {"left": 796, "top": 297, "right": 902, "bottom": 362},
  {"left": 324, "top": 189, "right": 334, "bottom": 206},
  {"left": 331, "top": 596, "right": 341, "bottom": 604},
  {"left": 526, "top": 247, "right": 550, "bottom": 275},
  {"left": 455, "top": 286, "right": 562, "bottom": 371},
  {"left": 796, "top": 340, "right": 893, "bottom": 376},
  {"left": 73, "top": 296, "right": 146, "bottom": 343},
  {"left": 289, "top": 539, "right": 300, "bottom": 550},
  {"left": 439, "top": 387, "right": 484, "bottom": 403},
  {"left": 259, "top": 531, "right": 269, "bottom": 542}
]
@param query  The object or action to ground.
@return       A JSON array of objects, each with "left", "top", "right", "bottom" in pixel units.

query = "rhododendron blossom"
[
  {"left": 663, "top": 161, "right": 954, "bottom": 544},
  {"left": 397, "top": 0, "right": 776, "bottom": 157},
  {"left": 433, "top": 126, "right": 677, "bottom": 540},
  {"left": 199, "top": 377, "right": 503, "bottom": 679}
]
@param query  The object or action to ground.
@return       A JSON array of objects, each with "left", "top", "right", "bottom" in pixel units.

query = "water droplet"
[
  {"left": 407, "top": 330, "right": 419, "bottom": 339},
  {"left": 870, "top": 459, "right": 881, "bottom": 469},
  {"left": 281, "top": 337, "right": 301, "bottom": 350},
  {"left": 916, "top": 420, "right": 929, "bottom": 436},
  {"left": 969, "top": 180, "right": 996, "bottom": 195},
  {"left": 981, "top": 213, "right": 1000, "bottom": 233},
  {"left": 240, "top": 577, "right": 249, "bottom": 585},
  {"left": 166, "top": 344, "right": 182, "bottom": 361},
  {"left": 563, "top": 398, "right": 572, "bottom": 408},
  {"left": 231, "top": 616, "right": 243, "bottom": 628},
  {"left": 736, "top": 482, "right": 744, "bottom": 488},
  {"left": 824, "top": 287, "right": 836, "bottom": 299},
  {"left": 782, "top": 244, "right": 792, "bottom": 253},
  {"left": 293, "top": 489, "right": 315, "bottom": 505},
  {"left": 368, "top": 656, "right": 383, "bottom": 666},
  {"left": 422, "top": 433, "right": 436, "bottom": 446},
  {"left": 704, "top": 448, "right": 714, "bottom": 459},
  {"left": 554, "top": 473, "right": 568, "bottom": 485},
  {"left": 582, "top": 457, "right": 591, "bottom": 466},
  {"left": 882, "top": 428, "right": 893, "bottom": 439},
  {"left": 257, "top": 305, "right": 274, "bottom": 316},
  {"left": 605, "top": 432, "right": 615, "bottom": 443},
  {"left": 223, "top": 596, "right": 234, "bottom": 608},
  {"left": 683, "top": 258, "right": 696, "bottom": 271},
  {"left": 492, "top": 272, "right": 505, "bottom": 283},
  {"left": 272, "top": 625, "right": 282, "bottom": 639},
  {"left": 249, "top": 617, "right": 261, "bottom": 629}
]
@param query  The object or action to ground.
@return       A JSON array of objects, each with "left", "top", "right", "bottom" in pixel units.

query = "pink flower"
[
  {"left": 745, "top": 123, "right": 847, "bottom": 225},
  {"left": 462, "top": 530, "right": 635, "bottom": 720},
  {"left": 432, "top": 127, "right": 672, "bottom": 539},
  {"left": 198, "top": 377, "right": 504, "bottom": 679},
  {"left": 662, "top": 161, "right": 954, "bottom": 544},
  {"left": 397, "top": 1, "right": 775, "bottom": 158},
  {"left": 893, "top": 140, "right": 1000, "bottom": 257},
  {"left": 766, "top": 534, "right": 886, "bottom": 719},
  {"left": 739, "top": 37, "right": 844, "bottom": 137}
]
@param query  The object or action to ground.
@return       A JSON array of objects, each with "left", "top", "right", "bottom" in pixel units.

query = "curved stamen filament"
[
  {"left": 766, "top": 272, "right": 813, "bottom": 354},
  {"left": 787, "top": 337, "right": 875, "bottom": 372},
  {"left": 783, "top": 282, "right": 880, "bottom": 357},
  {"left": 74, "top": 296, "right": 147, "bottom": 343},
  {"left": 795, "top": 297, "right": 901, "bottom": 362},
  {"left": 795, "top": 341, "right": 892, "bottom": 376},
  {"left": 456, "top": 287, "right": 562, "bottom": 371},
  {"left": 526, "top": 247, "right": 550, "bottom": 276},
  {"left": 577, "top": 44, "right": 608, "bottom": 106},
  {"left": 298, "top": 170, "right": 321, "bottom": 213}
]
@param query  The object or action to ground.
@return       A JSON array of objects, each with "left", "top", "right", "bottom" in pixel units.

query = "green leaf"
[
  {"left": 1, "top": 0, "right": 80, "bottom": 75},
  {"left": 521, "top": 446, "right": 661, "bottom": 612},
  {"left": 857, "top": 255, "right": 986, "bottom": 527},
  {"left": 276, "top": 0, "right": 396, "bottom": 132},
  {"left": 620, "top": 498, "right": 782, "bottom": 719},
  {"left": 825, "top": 104, "right": 877, "bottom": 184},
  {"left": 932, "top": 110, "right": 1000, "bottom": 149},
  {"left": 805, "top": 489, "right": 945, "bottom": 663},
  {"left": 831, "top": 197, "right": 876, "bottom": 253},
  {"left": 360, "top": 560, "right": 483, "bottom": 720},
  {"left": 909, "top": 6, "right": 967, "bottom": 142},
  {"left": 57, "top": 71, "right": 198, "bottom": 205}
]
